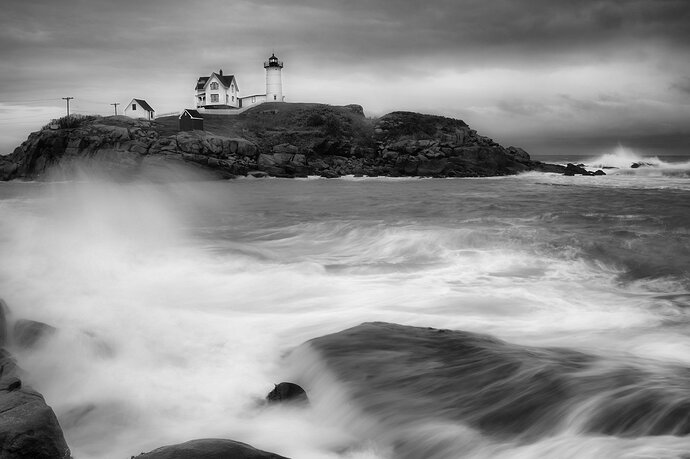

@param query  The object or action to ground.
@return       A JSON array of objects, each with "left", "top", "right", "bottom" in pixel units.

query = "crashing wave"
[{"left": 584, "top": 145, "right": 690, "bottom": 177}]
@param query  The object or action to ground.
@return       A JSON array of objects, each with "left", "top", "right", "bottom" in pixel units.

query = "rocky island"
[{"left": 0, "top": 102, "right": 597, "bottom": 181}]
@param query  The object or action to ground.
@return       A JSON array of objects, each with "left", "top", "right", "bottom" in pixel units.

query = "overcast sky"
[{"left": 1, "top": 0, "right": 688, "bottom": 156}]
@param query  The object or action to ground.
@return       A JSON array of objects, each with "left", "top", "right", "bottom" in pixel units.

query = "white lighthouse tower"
[{"left": 264, "top": 53, "right": 284, "bottom": 102}]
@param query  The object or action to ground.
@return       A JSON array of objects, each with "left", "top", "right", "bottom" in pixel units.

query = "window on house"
[
  {"left": 211, "top": 94, "right": 219, "bottom": 103},
  {"left": 132, "top": 104, "right": 137, "bottom": 110},
  {"left": 232, "top": 96, "right": 235, "bottom": 101},
  {"left": 274, "top": 95, "right": 277, "bottom": 100},
  {"left": 210, "top": 82, "right": 219, "bottom": 90}
]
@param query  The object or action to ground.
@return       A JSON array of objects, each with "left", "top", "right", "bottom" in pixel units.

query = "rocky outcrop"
[
  {"left": 0, "top": 116, "right": 257, "bottom": 180},
  {"left": 0, "top": 301, "right": 71, "bottom": 459},
  {"left": 0, "top": 104, "right": 601, "bottom": 180},
  {"left": 134, "top": 438, "right": 290, "bottom": 459}
]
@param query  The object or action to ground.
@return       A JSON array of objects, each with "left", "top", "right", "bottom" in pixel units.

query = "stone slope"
[{"left": 0, "top": 103, "right": 585, "bottom": 181}]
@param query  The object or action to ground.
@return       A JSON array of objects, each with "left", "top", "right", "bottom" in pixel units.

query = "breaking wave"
[{"left": 584, "top": 145, "right": 690, "bottom": 178}]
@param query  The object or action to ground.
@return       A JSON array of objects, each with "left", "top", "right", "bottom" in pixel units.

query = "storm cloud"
[{"left": 0, "top": 0, "right": 688, "bottom": 155}]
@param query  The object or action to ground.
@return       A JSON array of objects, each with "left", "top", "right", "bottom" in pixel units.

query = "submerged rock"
[
  {"left": 134, "top": 438, "right": 290, "bottom": 459},
  {"left": 266, "top": 382, "right": 309, "bottom": 405}
]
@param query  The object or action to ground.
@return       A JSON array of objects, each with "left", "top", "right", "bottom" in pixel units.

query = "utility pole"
[
  {"left": 62, "top": 97, "right": 74, "bottom": 117},
  {"left": 110, "top": 103, "right": 120, "bottom": 115}
]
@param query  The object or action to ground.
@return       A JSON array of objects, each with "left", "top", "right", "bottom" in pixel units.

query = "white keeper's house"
[{"left": 195, "top": 53, "right": 285, "bottom": 112}]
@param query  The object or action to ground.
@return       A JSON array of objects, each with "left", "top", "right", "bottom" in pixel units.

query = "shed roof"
[
  {"left": 180, "top": 109, "right": 203, "bottom": 119},
  {"left": 130, "top": 98, "right": 154, "bottom": 112}
]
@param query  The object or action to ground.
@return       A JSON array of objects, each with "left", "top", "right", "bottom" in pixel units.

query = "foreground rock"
[
  {"left": 306, "top": 322, "right": 690, "bottom": 444},
  {"left": 134, "top": 438, "right": 290, "bottom": 459},
  {"left": 0, "top": 301, "right": 71, "bottom": 459},
  {"left": 0, "top": 103, "right": 595, "bottom": 180}
]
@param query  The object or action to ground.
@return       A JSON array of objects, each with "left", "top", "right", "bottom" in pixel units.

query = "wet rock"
[
  {"left": 13, "top": 319, "right": 57, "bottom": 349},
  {"left": 134, "top": 438, "right": 290, "bottom": 459},
  {"left": 266, "top": 382, "right": 309, "bottom": 405},
  {"left": 0, "top": 350, "right": 70, "bottom": 458},
  {"left": 307, "top": 321, "right": 690, "bottom": 445},
  {"left": 631, "top": 162, "right": 652, "bottom": 169},
  {"left": 564, "top": 163, "right": 593, "bottom": 176}
]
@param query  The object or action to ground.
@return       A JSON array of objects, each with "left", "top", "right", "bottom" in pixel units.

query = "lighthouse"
[{"left": 264, "top": 53, "right": 284, "bottom": 102}]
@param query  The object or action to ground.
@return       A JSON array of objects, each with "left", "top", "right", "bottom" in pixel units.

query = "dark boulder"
[
  {"left": 13, "top": 319, "right": 57, "bottom": 349},
  {"left": 134, "top": 438, "right": 290, "bottom": 459},
  {"left": 266, "top": 382, "right": 308, "bottom": 405},
  {"left": 0, "top": 352, "right": 71, "bottom": 459}
]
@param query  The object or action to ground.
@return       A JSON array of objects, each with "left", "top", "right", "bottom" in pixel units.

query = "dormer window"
[{"left": 210, "top": 82, "right": 219, "bottom": 90}]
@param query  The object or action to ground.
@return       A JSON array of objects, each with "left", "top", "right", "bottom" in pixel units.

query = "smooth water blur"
[{"left": 0, "top": 156, "right": 689, "bottom": 458}]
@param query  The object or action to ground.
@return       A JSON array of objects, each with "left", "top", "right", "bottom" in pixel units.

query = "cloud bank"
[{"left": 1, "top": 0, "right": 688, "bottom": 156}]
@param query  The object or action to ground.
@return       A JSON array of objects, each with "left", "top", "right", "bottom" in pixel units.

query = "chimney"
[{"left": 219, "top": 69, "right": 223, "bottom": 76}]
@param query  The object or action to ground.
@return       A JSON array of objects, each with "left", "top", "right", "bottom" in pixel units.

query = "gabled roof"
[
  {"left": 215, "top": 73, "right": 237, "bottom": 89},
  {"left": 196, "top": 72, "right": 240, "bottom": 92},
  {"left": 180, "top": 109, "right": 203, "bottom": 119},
  {"left": 130, "top": 98, "right": 154, "bottom": 112},
  {"left": 195, "top": 77, "right": 209, "bottom": 91}
]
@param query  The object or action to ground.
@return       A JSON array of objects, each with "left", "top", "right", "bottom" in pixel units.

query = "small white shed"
[{"left": 123, "top": 98, "right": 155, "bottom": 120}]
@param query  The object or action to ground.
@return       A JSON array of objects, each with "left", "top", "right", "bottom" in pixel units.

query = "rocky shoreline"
[
  {"left": 0, "top": 103, "right": 601, "bottom": 181},
  {"left": 0, "top": 297, "right": 298, "bottom": 459},
  {"left": 2, "top": 310, "right": 687, "bottom": 457}
]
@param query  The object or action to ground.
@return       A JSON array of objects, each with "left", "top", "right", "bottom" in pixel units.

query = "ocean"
[{"left": 0, "top": 147, "right": 689, "bottom": 459}]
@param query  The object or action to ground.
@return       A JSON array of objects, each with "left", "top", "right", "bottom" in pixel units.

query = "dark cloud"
[{"left": 1, "top": 0, "right": 689, "bottom": 155}]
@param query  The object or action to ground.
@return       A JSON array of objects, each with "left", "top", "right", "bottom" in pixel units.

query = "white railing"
[{"left": 154, "top": 112, "right": 180, "bottom": 119}]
